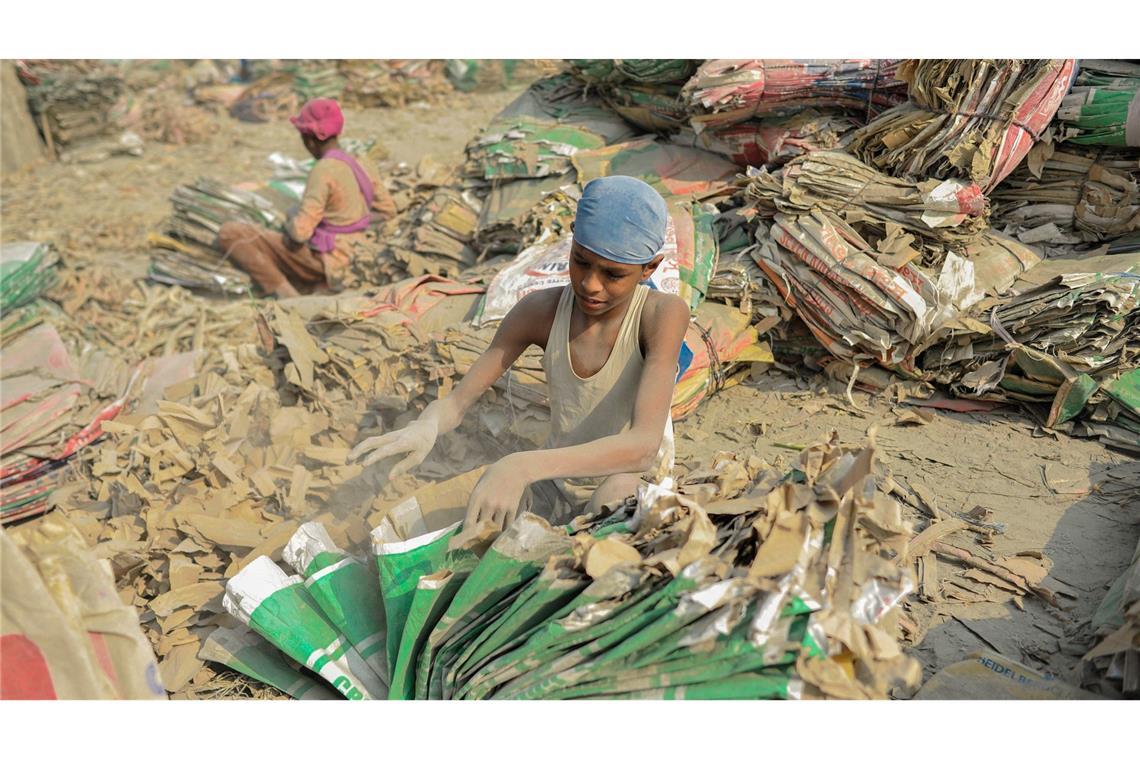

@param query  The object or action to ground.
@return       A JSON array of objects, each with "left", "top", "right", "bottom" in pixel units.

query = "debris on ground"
[
  {"left": 1083, "top": 536, "right": 1139, "bottom": 696},
  {"left": 220, "top": 435, "right": 922, "bottom": 700}
]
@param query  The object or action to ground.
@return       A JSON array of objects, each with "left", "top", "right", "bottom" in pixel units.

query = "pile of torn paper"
[
  {"left": 54, "top": 328, "right": 375, "bottom": 694},
  {"left": 990, "top": 143, "right": 1140, "bottom": 254},
  {"left": 920, "top": 254, "right": 1140, "bottom": 451},
  {"left": 52, "top": 284, "right": 498, "bottom": 695},
  {"left": 217, "top": 435, "right": 922, "bottom": 699},
  {"left": 850, "top": 59, "right": 1077, "bottom": 193},
  {"left": 20, "top": 65, "right": 127, "bottom": 150},
  {"left": 48, "top": 254, "right": 258, "bottom": 368},
  {"left": 2, "top": 249, "right": 251, "bottom": 527}
]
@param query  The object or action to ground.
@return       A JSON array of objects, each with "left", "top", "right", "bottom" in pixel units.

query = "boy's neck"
[
  {"left": 571, "top": 285, "right": 642, "bottom": 327},
  {"left": 315, "top": 138, "right": 341, "bottom": 158}
]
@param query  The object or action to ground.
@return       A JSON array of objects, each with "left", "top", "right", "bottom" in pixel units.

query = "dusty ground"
[
  {"left": 2, "top": 85, "right": 1137, "bottom": 696},
  {"left": 1, "top": 90, "right": 521, "bottom": 277}
]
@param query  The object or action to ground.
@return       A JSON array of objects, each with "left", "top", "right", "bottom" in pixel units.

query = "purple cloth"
[{"left": 309, "top": 149, "right": 375, "bottom": 253}]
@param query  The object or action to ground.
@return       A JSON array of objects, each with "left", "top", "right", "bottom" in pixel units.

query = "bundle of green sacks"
[{"left": 216, "top": 438, "right": 920, "bottom": 700}]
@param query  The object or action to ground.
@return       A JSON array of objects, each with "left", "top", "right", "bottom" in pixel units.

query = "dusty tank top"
[
  {"left": 543, "top": 284, "right": 650, "bottom": 451},
  {"left": 537, "top": 285, "right": 674, "bottom": 516}
]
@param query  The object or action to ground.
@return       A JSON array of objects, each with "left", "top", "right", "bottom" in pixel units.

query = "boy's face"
[{"left": 568, "top": 241, "right": 662, "bottom": 317}]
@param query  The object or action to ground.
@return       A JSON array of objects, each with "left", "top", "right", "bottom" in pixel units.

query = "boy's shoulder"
[
  {"left": 642, "top": 288, "right": 690, "bottom": 323},
  {"left": 501, "top": 286, "right": 563, "bottom": 345},
  {"left": 515, "top": 285, "right": 564, "bottom": 314},
  {"left": 637, "top": 288, "right": 689, "bottom": 354},
  {"left": 508, "top": 284, "right": 565, "bottom": 330}
]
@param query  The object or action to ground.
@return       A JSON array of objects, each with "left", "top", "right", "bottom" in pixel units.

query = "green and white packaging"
[
  {"left": 371, "top": 496, "right": 463, "bottom": 676},
  {"left": 223, "top": 555, "right": 387, "bottom": 700},
  {"left": 284, "top": 522, "right": 389, "bottom": 684}
]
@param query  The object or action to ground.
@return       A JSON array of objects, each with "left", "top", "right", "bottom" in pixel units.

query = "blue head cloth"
[{"left": 573, "top": 176, "right": 668, "bottom": 265}]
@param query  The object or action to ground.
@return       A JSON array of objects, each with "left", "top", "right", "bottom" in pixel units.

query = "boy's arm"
[
  {"left": 370, "top": 176, "right": 398, "bottom": 222},
  {"left": 466, "top": 292, "right": 690, "bottom": 527},
  {"left": 420, "top": 290, "right": 552, "bottom": 434},
  {"left": 352, "top": 290, "right": 555, "bottom": 471}
]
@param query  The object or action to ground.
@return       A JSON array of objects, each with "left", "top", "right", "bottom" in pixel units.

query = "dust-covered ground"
[
  {"left": 2, "top": 86, "right": 1137, "bottom": 695},
  {"left": 1, "top": 90, "right": 521, "bottom": 277}
]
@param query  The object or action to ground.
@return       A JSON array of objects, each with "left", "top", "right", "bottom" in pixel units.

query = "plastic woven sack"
[
  {"left": 683, "top": 60, "right": 907, "bottom": 131},
  {"left": 568, "top": 60, "right": 699, "bottom": 86},
  {"left": 670, "top": 111, "right": 859, "bottom": 168},
  {"left": 1, "top": 242, "right": 59, "bottom": 312},
  {"left": 1056, "top": 60, "right": 1140, "bottom": 148},
  {"left": 851, "top": 59, "right": 1078, "bottom": 192},
  {"left": 371, "top": 496, "right": 463, "bottom": 677},
  {"left": 199, "top": 626, "right": 339, "bottom": 700}
]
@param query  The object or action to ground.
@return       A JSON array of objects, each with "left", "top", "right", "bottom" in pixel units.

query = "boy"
[
  {"left": 352, "top": 175, "right": 690, "bottom": 530},
  {"left": 218, "top": 98, "right": 397, "bottom": 298}
]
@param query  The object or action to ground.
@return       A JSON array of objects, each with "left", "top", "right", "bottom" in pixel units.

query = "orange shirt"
[{"left": 285, "top": 155, "right": 398, "bottom": 279}]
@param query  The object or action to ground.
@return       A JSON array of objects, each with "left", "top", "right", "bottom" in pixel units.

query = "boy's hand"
[
  {"left": 350, "top": 419, "right": 438, "bottom": 477},
  {"left": 464, "top": 457, "right": 529, "bottom": 531}
]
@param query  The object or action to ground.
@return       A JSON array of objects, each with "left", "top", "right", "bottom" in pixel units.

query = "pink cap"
[{"left": 290, "top": 98, "right": 344, "bottom": 140}]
